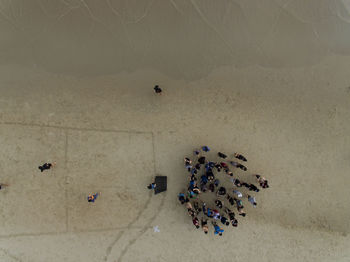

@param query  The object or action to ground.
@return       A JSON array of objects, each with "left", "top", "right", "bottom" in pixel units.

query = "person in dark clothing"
[
  {"left": 214, "top": 163, "right": 222, "bottom": 172},
  {"left": 190, "top": 167, "right": 197, "bottom": 175},
  {"left": 193, "top": 201, "right": 202, "bottom": 213},
  {"left": 225, "top": 208, "right": 237, "bottom": 225},
  {"left": 234, "top": 198, "right": 244, "bottom": 209},
  {"left": 147, "top": 182, "right": 156, "bottom": 190},
  {"left": 208, "top": 161, "right": 215, "bottom": 168},
  {"left": 190, "top": 174, "right": 197, "bottom": 182},
  {"left": 234, "top": 153, "right": 247, "bottom": 162},
  {"left": 188, "top": 180, "right": 195, "bottom": 191},
  {"left": 232, "top": 178, "right": 242, "bottom": 187},
  {"left": 202, "top": 146, "right": 210, "bottom": 152},
  {"left": 0, "top": 183, "right": 9, "bottom": 190},
  {"left": 238, "top": 206, "right": 246, "bottom": 217},
  {"left": 215, "top": 199, "right": 223, "bottom": 209},
  {"left": 198, "top": 156, "right": 206, "bottom": 164},
  {"left": 154, "top": 85, "right": 162, "bottom": 94},
  {"left": 214, "top": 179, "right": 220, "bottom": 187},
  {"left": 220, "top": 216, "right": 230, "bottom": 226},
  {"left": 200, "top": 182, "right": 207, "bottom": 192},
  {"left": 237, "top": 163, "right": 248, "bottom": 171},
  {"left": 206, "top": 170, "right": 215, "bottom": 182},
  {"left": 242, "top": 183, "right": 260, "bottom": 192},
  {"left": 184, "top": 157, "right": 192, "bottom": 165},
  {"left": 255, "top": 175, "right": 269, "bottom": 188},
  {"left": 231, "top": 218, "right": 238, "bottom": 227},
  {"left": 226, "top": 194, "right": 235, "bottom": 206},
  {"left": 193, "top": 217, "right": 200, "bottom": 229},
  {"left": 178, "top": 193, "right": 189, "bottom": 204},
  {"left": 202, "top": 202, "right": 207, "bottom": 213},
  {"left": 208, "top": 183, "right": 215, "bottom": 192},
  {"left": 218, "top": 152, "right": 227, "bottom": 159},
  {"left": 195, "top": 163, "right": 201, "bottom": 170},
  {"left": 217, "top": 186, "right": 226, "bottom": 196},
  {"left": 38, "top": 162, "right": 55, "bottom": 172},
  {"left": 220, "top": 162, "right": 228, "bottom": 169},
  {"left": 200, "top": 175, "right": 208, "bottom": 185}
]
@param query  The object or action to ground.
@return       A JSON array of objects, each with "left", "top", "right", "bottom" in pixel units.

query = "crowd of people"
[{"left": 178, "top": 146, "right": 269, "bottom": 236}]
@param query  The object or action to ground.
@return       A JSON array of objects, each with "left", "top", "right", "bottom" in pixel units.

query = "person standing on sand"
[
  {"left": 212, "top": 209, "right": 220, "bottom": 220},
  {"left": 233, "top": 190, "right": 243, "bottom": 198},
  {"left": 237, "top": 163, "right": 248, "bottom": 171},
  {"left": 226, "top": 194, "right": 235, "bottom": 206},
  {"left": 217, "top": 186, "right": 226, "bottom": 196},
  {"left": 202, "top": 146, "right": 210, "bottom": 152},
  {"left": 225, "top": 170, "right": 233, "bottom": 177},
  {"left": 178, "top": 193, "right": 189, "bottom": 204},
  {"left": 38, "top": 162, "right": 56, "bottom": 172},
  {"left": 87, "top": 192, "right": 101, "bottom": 203},
  {"left": 201, "top": 218, "right": 209, "bottom": 234},
  {"left": 225, "top": 207, "right": 238, "bottom": 227},
  {"left": 214, "top": 163, "right": 222, "bottom": 172},
  {"left": 242, "top": 183, "right": 260, "bottom": 192},
  {"left": 0, "top": 183, "right": 9, "bottom": 190},
  {"left": 255, "top": 174, "right": 269, "bottom": 188},
  {"left": 154, "top": 85, "right": 162, "bottom": 94},
  {"left": 234, "top": 153, "right": 247, "bottom": 162},
  {"left": 212, "top": 221, "right": 224, "bottom": 236},
  {"left": 231, "top": 178, "right": 242, "bottom": 187},
  {"left": 248, "top": 195, "right": 257, "bottom": 207},
  {"left": 147, "top": 182, "right": 156, "bottom": 190},
  {"left": 215, "top": 199, "right": 223, "bottom": 209},
  {"left": 220, "top": 162, "right": 228, "bottom": 169},
  {"left": 192, "top": 217, "right": 200, "bottom": 229},
  {"left": 220, "top": 215, "right": 230, "bottom": 226},
  {"left": 218, "top": 152, "right": 227, "bottom": 159}
]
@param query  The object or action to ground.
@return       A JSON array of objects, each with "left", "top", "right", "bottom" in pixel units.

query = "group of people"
[{"left": 178, "top": 146, "right": 269, "bottom": 236}]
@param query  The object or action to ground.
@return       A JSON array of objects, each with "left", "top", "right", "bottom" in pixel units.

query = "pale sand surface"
[{"left": 0, "top": 1, "right": 350, "bottom": 262}]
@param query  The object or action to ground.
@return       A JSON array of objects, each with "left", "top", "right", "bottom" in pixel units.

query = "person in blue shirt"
[
  {"left": 178, "top": 193, "right": 189, "bottom": 204},
  {"left": 188, "top": 180, "right": 195, "bottom": 191},
  {"left": 87, "top": 192, "right": 100, "bottom": 203},
  {"left": 202, "top": 146, "right": 210, "bottom": 152},
  {"left": 190, "top": 167, "right": 197, "bottom": 175},
  {"left": 212, "top": 221, "right": 224, "bottom": 236},
  {"left": 147, "top": 182, "right": 156, "bottom": 190},
  {"left": 200, "top": 175, "right": 208, "bottom": 185},
  {"left": 206, "top": 208, "right": 214, "bottom": 218}
]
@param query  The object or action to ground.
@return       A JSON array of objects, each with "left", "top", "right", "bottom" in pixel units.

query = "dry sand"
[{"left": 0, "top": 1, "right": 349, "bottom": 261}]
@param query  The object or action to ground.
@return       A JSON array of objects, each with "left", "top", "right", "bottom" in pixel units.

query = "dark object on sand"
[
  {"left": 154, "top": 85, "right": 162, "bottom": 94},
  {"left": 218, "top": 152, "right": 227, "bottom": 159},
  {"left": 154, "top": 176, "right": 167, "bottom": 194}
]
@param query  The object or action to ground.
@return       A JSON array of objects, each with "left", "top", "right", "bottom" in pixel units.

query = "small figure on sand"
[
  {"left": 154, "top": 85, "right": 162, "bottom": 94},
  {"left": 234, "top": 153, "right": 247, "bottom": 162},
  {"left": 147, "top": 182, "right": 156, "bottom": 190},
  {"left": 38, "top": 162, "right": 56, "bottom": 172},
  {"left": 87, "top": 192, "right": 101, "bottom": 203},
  {"left": 255, "top": 175, "right": 269, "bottom": 188},
  {"left": 0, "top": 183, "right": 9, "bottom": 190}
]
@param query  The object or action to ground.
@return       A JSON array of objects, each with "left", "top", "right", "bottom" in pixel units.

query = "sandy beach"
[{"left": 0, "top": 1, "right": 349, "bottom": 261}]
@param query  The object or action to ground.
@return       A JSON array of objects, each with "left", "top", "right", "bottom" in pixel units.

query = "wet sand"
[{"left": 0, "top": 1, "right": 349, "bottom": 261}]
